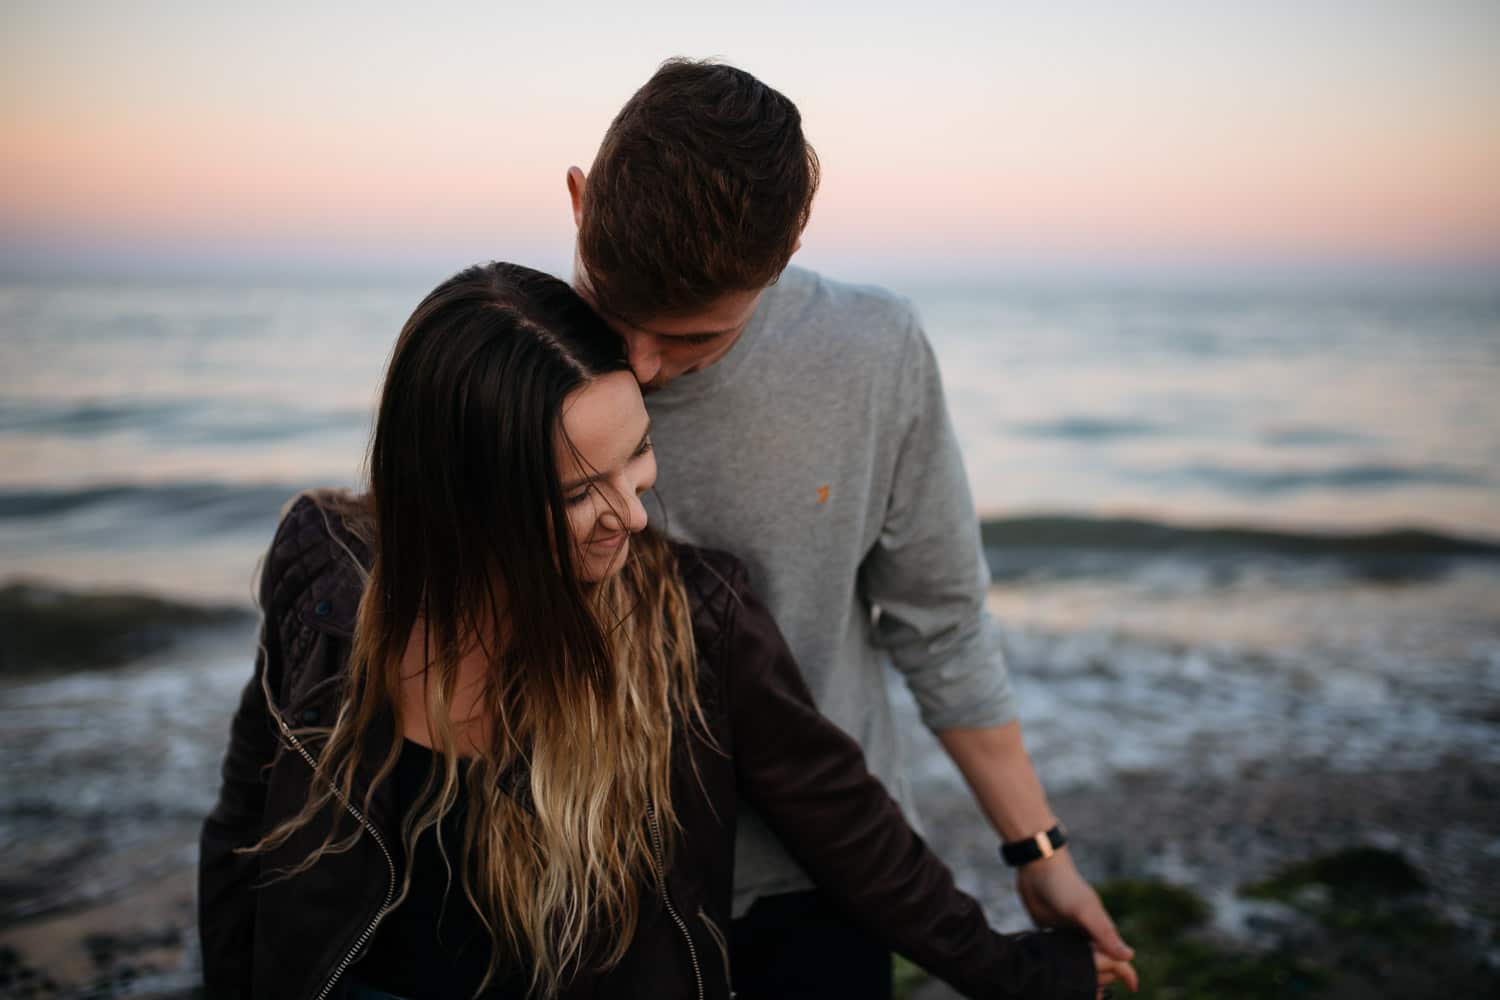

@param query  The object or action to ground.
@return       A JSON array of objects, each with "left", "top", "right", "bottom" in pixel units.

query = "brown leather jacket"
[{"left": 198, "top": 496, "right": 1095, "bottom": 999}]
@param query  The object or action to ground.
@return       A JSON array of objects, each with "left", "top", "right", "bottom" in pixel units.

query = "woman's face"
[{"left": 556, "top": 371, "right": 657, "bottom": 582}]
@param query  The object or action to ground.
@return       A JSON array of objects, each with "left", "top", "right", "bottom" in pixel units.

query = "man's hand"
[
  {"left": 935, "top": 723, "right": 1138, "bottom": 989},
  {"left": 1093, "top": 946, "right": 1139, "bottom": 998},
  {"left": 1016, "top": 849, "right": 1137, "bottom": 991}
]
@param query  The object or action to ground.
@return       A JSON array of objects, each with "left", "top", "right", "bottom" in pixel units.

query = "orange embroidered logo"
[{"left": 816, "top": 484, "right": 831, "bottom": 505}]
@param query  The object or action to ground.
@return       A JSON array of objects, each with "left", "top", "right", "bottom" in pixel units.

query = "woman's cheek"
[{"left": 567, "top": 501, "right": 595, "bottom": 550}]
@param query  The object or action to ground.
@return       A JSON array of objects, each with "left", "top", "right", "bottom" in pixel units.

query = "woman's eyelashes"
[{"left": 564, "top": 438, "right": 652, "bottom": 506}]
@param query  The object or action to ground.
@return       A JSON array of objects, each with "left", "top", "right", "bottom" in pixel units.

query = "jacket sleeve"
[
  {"left": 860, "top": 320, "right": 1016, "bottom": 733},
  {"left": 197, "top": 538, "right": 290, "bottom": 998},
  {"left": 721, "top": 567, "right": 1095, "bottom": 1000}
]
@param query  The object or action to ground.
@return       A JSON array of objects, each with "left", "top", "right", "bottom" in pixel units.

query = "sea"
[{"left": 2, "top": 273, "right": 1499, "bottom": 953}]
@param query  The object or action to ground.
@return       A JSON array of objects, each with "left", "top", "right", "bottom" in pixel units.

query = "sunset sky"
[{"left": 3, "top": 1, "right": 1498, "bottom": 282}]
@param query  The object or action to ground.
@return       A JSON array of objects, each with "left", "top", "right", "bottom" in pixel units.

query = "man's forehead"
[{"left": 572, "top": 256, "right": 763, "bottom": 334}]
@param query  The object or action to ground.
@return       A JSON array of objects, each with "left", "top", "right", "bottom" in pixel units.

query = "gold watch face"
[{"left": 1034, "top": 830, "right": 1057, "bottom": 859}]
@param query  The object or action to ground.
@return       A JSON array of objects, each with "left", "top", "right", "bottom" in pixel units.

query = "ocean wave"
[
  {"left": 1163, "top": 461, "right": 1490, "bottom": 494},
  {"left": 0, "top": 398, "right": 369, "bottom": 444},
  {"left": 0, "top": 399, "right": 182, "bottom": 435},
  {"left": 1013, "top": 416, "right": 1167, "bottom": 441},
  {"left": 0, "top": 581, "right": 255, "bottom": 675},
  {"left": 979, "top": 514, "right": 1500, "bottom": 582},
  {"left": 1258, "top": 425, "right": 1379, "bottom": 448},
  {"left": 0, "top": 480, "right": 315, "bottom": 524}
]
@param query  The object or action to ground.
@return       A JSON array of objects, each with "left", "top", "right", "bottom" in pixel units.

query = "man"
[{"left": 568, "top": 59, "right": 1135, "bottom": 998}]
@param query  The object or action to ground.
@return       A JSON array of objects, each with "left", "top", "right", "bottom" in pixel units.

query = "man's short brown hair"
[{"left": 578, "top": 58, "right": 820, "bottom": 322}]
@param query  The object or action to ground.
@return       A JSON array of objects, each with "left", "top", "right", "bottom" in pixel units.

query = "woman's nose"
[
  {"left": 598, "top": 481, "right": 649, "bottom": 534},
  {"left": 619, "top": 487, "right": 649, "bottom": 533}
]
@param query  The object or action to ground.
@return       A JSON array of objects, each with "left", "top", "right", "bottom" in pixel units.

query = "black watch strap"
[{"left": 1000, "top": 823, "right": 1068, "bottom": 867}]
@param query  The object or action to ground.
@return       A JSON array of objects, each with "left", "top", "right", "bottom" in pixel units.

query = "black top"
[{"left": 350, "top": 740, "right": 522, "bottom": 999}]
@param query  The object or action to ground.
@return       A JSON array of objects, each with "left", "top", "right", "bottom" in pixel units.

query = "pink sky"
[{"left": 3, "top": 2, "right": 1498, "bottom": 279}]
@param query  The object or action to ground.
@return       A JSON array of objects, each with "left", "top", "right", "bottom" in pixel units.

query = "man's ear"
[{"left": 567, "top": 166, "right": 586, "bottom": 228}]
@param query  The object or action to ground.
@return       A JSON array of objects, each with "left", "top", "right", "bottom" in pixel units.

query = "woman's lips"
[{"left": 591, "top": 531, "right": 627, "bottom": 551}]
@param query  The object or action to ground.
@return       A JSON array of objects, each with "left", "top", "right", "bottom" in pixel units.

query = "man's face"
[
  {"left": 567, "top": 166, "right": 765, "bottom": 391},
  {"left": 573, "top": 263, "right": 762, "bottom": 392}
]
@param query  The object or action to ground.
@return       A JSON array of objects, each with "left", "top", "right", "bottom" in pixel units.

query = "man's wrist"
[{"left": 1000, "top": 822, "right": 1068, "bottom": 867}]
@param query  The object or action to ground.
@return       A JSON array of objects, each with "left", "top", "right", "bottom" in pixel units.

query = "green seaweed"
[
  {"left": 1130, "top": 940, "right": 1323, "bottom": 999},
  {"left": 1094, "top": 878, "right": 1323, "bottom": 999},
  {"left": 1241, "top": 846, "right": 1425, "bottom": 904},
  {"left": 1240, "top": 846, "right": 1456, "bottom": 952},
  {"left": 888, "top": 862, "right": 1496, "bottom": 999},
  {"left": 893, "top": 955, "right": 929, "bottom": 999},
  {"left": 1098, "top": 878, "right": 1212, "bottom": 940},
  {"left": 899, "top": 850, "right": 1493, "bottom": 999}
]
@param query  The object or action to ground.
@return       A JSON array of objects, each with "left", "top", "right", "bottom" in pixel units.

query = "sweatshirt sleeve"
[
  {"left": 859, "top": 316, "right": 1016, "bottom": 732},
  {"left": 723, "top": 566, "right": 1096, "bottom": 1000}
]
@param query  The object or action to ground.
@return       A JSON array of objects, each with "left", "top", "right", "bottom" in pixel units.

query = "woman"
[{"left": 198, "top": 262, "right": 1132, "bottom": 999}]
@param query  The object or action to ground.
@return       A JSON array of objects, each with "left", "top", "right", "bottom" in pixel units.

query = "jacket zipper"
[
  {"left": 273, "top": 711, "right": 398, "bottom": 1000},
  {"left": 697, "top": 905, "right": 735, "bottom": 999},
  {"left": 646, "top": 804, "right": 704, "bottom": 1000}
]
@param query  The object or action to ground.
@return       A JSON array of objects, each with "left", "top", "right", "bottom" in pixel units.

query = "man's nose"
[{"left": 625, "top": 332, "right": 662, "bottom": 386}]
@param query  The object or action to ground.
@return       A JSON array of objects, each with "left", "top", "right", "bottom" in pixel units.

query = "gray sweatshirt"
[{"left": 642, "top": 266, "right": 1016, "bottom": 915}]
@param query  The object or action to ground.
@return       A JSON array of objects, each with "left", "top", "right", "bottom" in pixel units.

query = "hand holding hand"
[{"left": 1015, "top": 849, "right": 1138, "bottom": 993}]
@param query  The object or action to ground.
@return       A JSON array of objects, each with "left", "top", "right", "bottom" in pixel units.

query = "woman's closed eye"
[{"left": 566, "top": 438, "right": 652, "bottom": 506}]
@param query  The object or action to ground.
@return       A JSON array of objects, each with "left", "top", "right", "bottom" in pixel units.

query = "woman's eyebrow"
[{"left": 561, "top": 422, "right": 652, "bottom": 493}]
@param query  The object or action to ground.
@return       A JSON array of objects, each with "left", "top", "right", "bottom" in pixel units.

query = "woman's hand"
[{"left": 1093, "top": 945, "right": 1139, "bottom": 996}]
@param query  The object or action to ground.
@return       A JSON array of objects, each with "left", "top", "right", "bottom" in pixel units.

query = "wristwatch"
[{"left": 1000, "top": 823, "right": 1068, "bottom": 867}]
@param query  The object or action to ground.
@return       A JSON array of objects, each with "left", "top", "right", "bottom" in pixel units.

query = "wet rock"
[{"left": 0, "top": 582, "right": 252, "bottom": 675}]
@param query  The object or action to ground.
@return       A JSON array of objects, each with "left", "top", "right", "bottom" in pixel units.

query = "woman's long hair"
[{"left": 250, "top": 262, "right": 704, "bottom": 995}]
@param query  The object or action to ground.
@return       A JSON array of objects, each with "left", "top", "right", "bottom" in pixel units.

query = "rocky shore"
[
  {"left": 3, "top": 753, "right": 1496, "bottom": 999},
  {"left": 4, "top": 562, "right": 1497, "bottom": 998},
  {"left": 907, "top": 754, "right": 1500, "bottom": 999}
]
